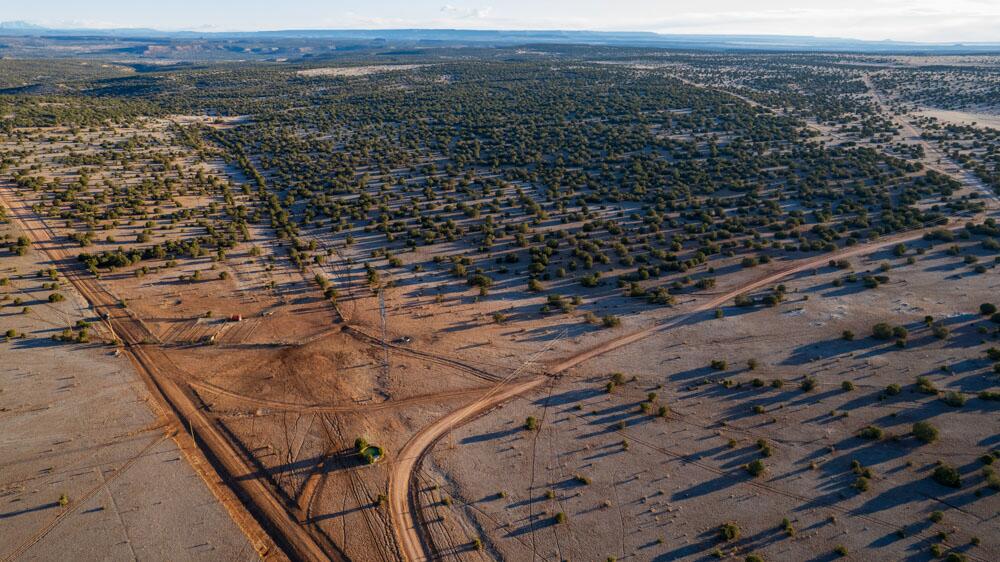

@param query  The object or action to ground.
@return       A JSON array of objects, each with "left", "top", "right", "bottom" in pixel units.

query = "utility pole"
[{"left": 379, "top": 289, "right": 389, "bottom": 382}]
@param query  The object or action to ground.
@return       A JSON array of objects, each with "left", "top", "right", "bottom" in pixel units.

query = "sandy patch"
[
  {"left": 296, "top": 65, "right": 428, "bottom": 78},
  {"left": 916, "top": 107, "right": 1000, "bottom": 130}
]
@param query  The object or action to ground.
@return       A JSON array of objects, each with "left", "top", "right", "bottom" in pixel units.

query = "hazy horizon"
[{"left": 5, "top": 1, "right": 1000, "bottom": 43}]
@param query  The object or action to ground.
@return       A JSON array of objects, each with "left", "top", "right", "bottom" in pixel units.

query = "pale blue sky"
[{"left": 6, "top": 0, "right": 1000, "bottom": 42}]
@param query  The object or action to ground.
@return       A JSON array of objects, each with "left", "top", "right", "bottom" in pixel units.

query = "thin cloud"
[{"left": 440, "top": 5, "right": 494, "bottom": 19}]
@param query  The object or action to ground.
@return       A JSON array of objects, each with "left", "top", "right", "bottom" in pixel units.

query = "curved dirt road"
[
  {"left": 545, "top": 220, "right": 960, "bottom": 374},
  {"left": 387, "top": 212, "right": 986, "bottom": 561},
  {"left": 389, "top": 377, "right": 546, "bottom": 562}
]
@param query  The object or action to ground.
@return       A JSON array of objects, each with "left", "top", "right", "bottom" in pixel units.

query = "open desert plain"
[{"left": 0, "top": 18, "right": 999, "bottom": 562}]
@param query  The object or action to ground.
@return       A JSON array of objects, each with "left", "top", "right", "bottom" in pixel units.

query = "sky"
[{"left": 6, "top": 0, "right": 1000, "bottom": 43}]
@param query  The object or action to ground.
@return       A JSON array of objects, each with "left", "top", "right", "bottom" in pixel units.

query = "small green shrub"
[
  {"left": 931, "top": 464, "right": 962, "bottom": 488},
  {"left": 931, "top": 323, "right": 949, "bottom": 339},
  {"left": 756, "top": 439, "right": 772, "bottom": 457},
  {"left": 858, "top": 426, "right": 883, "bottom": 440},
  {"left": 916, "top": 376, "right": 938, "bottom": 395},
  {"left": 913, "top": 421, "right": 939, "bottom": 444},
  {"left": 872, "top": 323, "right": 894, "bottom": 339},
  {"left": 719, "top": 522, "right": 740, "bottom": 541},
  {"left": 942, "top": 391, "right": 966, "bottom": 407}
]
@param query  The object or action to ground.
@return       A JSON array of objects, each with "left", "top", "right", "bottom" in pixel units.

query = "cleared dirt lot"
[{"left": 0, "top": 219, "right": 257, "bottom": 561}]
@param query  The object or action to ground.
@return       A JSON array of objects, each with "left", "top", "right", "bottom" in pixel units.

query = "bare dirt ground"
[
  {"left": 3, "top": 67, "right": 998, "bottom": 562},
  {"left": 0, "top": 118, "right": 553, "bottom": 562},
  {"left": 421, "top": 232, "right": 1000, "bottom": 562},
  {"left": 392, "top": 73, "right": 996, "bottom": 560},
  {"left": 296, "top": 66, "right": 428, "bottom": 78},
  {"left": 914, "top": 109, "right": 1000, "bottom": 131},
  {"left": 0, "top": 215, "right": 257, "bottom": 561}
]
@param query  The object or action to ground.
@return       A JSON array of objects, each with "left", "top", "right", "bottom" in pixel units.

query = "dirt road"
[
  {"left": 386, "top": 75, "right": 1000, "bottom": 555},
  {"left": 389, "top": 377, "right": 547, "bottom": 562},
  {"left": 386, "top": 209, "right": 985, "bottom": 560},
  {"left": 0, "top": 185, "right": 330, "bottom": 562},
  {"left": 556, "top": 73, "right": 998, "bottom": 382},
  {"left": 863, "top": 73, "right": 999, "bottom": 204},
  {"left": 545, "top": 220, "right": 966, "bottom": 374}
]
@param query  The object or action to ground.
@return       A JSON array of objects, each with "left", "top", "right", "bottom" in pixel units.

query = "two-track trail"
[{"left": 0, "top": 183, "right": 333, "bottom": 562}]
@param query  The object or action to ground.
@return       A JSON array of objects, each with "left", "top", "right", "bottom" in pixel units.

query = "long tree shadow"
[
  {"left": 0, "top": 501, "right": 60, "bottom": 520},
  {"left": 505, "top": 512, "right": 557, "bottom": 538},
  {"left": 538, "top": 387, "right": 602, "bottom": 407},
  {"left": 460, "top": 426, "right": 521, "bottom": 444},
  {"left": 652, "top": 527, "right": 721, "bottom": 561},
  {"left": 670, "top": 471, "right": 741, "bottom": 501},
  {"left": 783, "top": 334, "right": 884, "bottom": 366}
]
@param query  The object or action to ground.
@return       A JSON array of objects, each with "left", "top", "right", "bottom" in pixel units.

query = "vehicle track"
[
  {"left": 192, "top": 381, "right": 489, "bottom": 415},
  {"left": 864, "top": 73, "right": 1000, "bottom": 205},
  {"left": 343, "top": 326, "right": 508, "bottom": 383},
  {"left": 389, "top": 209, "right": 995, "bottom": 560},
  {"left": 545, "top": 218, "right": 967, "bottom": 376},
  {"left": 1, "top": 433, "right": 170, "bottom": 562},
  {"left": 525, "top": 379, "right": 556, "bottom": 561},
  {"left": 0, "top": 184, "right": 327, "bottom": 562},
  {"left": 390, "top": 377, "right": 549, "bottom": 561},
  {"left": 389, "top": 334, "right": 561, "bottom": 561},
  {"left": 315, "top": 414, "right": 394, "bottom": 562}
]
